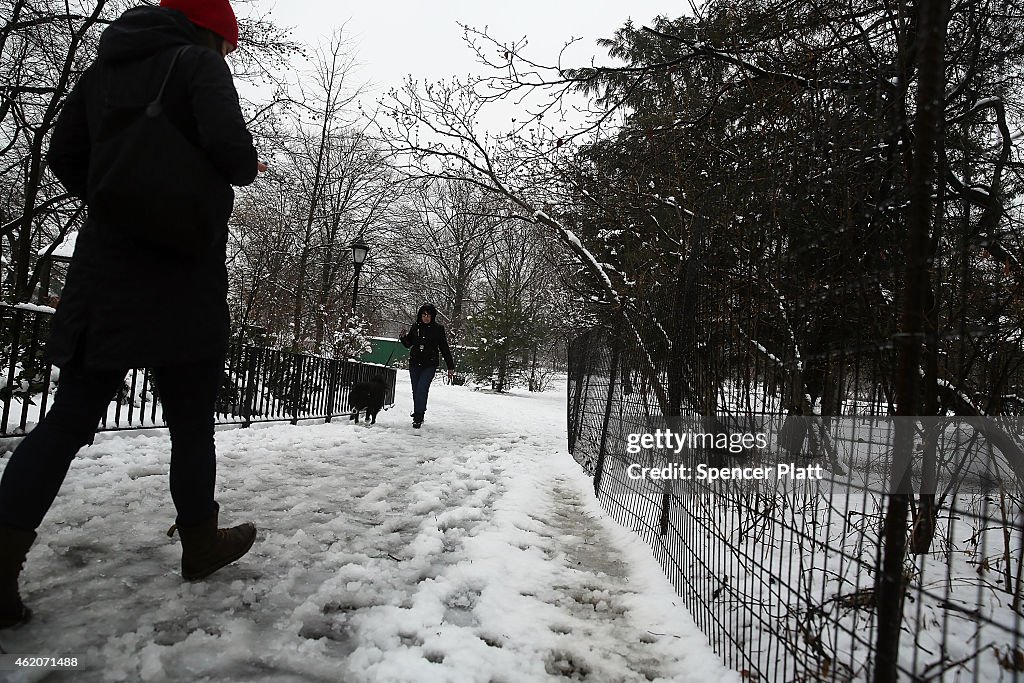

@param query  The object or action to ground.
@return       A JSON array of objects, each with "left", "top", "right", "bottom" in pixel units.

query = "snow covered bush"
[{"left": 331, "top": 311, "right": 372, "bottom": 360}]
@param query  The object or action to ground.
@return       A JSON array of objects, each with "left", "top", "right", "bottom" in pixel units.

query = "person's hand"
[{"left": 257, "top": 160, "right": 269, "bottom": 173}]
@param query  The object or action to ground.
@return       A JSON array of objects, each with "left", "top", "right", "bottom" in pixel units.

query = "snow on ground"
[{"left": 0, "top": 374, "right": 736, "bottom": 683}]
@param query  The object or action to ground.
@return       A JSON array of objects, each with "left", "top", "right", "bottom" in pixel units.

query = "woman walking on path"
[
  {"left": 0, "top": 0, "right": 265, "bottom": 628},
  {"left": 400, "top": 304, "right": 455, "bottom": 428}
]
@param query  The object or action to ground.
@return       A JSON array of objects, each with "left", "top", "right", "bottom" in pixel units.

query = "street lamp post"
[{"left": 350, "top": 236, "right": 370, "bottom": 310}]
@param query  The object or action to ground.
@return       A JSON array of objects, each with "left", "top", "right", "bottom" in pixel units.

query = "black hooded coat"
[
  {"left": 400, "top": 304, "right": 455, "bottom": 369},
  {"left": 44, "top": 6, "right": 258, "bottom": 370}
]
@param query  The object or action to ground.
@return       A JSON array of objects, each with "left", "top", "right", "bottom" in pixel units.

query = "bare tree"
[
  {"left": 391, "top": 178, "right": 500, "bottom": 359},
  {"left": 0, "top": 0, "right": 300, "bottom": 303},
  {"left": 228, "top": 29, "right": 406, "bottom": 355}
]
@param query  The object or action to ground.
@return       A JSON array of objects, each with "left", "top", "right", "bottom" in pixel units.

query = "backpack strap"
[{"left": 146, "top": 45, "right": 190, "bottom": 117}]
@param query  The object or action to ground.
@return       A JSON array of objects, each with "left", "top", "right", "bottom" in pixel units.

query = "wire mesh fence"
[
  {"left": 0, "top": 303, "right": 396, "bottom": 438},
  {"left": 568, "top": 303, "right": 1024, "bottom": 681}
]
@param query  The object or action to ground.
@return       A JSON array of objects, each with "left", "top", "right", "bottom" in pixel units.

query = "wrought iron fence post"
[
  {"left": 241, "top": 346, "right": 257, "bottom": 428},
  {"left": 325, "top": 359, "right": 339, "bottom": 423},
  {"left": 291, "top": 354, "right": 304, "bottom": 426},
  {"left": 0, "top": 308, "right": 23, "bottom": 434},
  {"left": 17, "top": 311, "right": 38, "bottom": 430}
]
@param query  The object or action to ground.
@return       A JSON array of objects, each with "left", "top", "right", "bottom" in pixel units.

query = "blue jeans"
[
  {"left": 0, "top": 358, "right": 224, "bottom": 530},
  {"left": 409, "top": 366, "right": 437, "bottom": 418}
]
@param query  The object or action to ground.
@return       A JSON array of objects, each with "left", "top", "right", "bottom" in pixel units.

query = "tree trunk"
[{"left": 875, "top": 0, "right": 949, "bottom": 679}]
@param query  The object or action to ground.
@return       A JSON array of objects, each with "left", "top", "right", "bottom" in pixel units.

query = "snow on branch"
[{"left": 376, "top": 74, "right": 623, "bottom": 308}]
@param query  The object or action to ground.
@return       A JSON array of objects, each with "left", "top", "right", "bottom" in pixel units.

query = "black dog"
[{"left": 348, "top": 376, "right": 387, "bottom": 424}]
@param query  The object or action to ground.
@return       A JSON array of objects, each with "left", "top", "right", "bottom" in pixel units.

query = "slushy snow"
[{"left": 1, "top": 375, "right": 736, "bottom": 682}]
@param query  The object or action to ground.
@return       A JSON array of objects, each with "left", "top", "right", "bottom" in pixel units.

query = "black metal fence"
[
  {"left": 0, "top": 303, "right": 396, "bottom": 438},
  {"left": 568, "top": 309, "right": 1024, "bottom": 682}
]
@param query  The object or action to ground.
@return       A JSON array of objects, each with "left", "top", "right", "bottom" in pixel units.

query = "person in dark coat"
[
  {"left": 0, "top": 0, "right": 264, "bottom": 629},
  {"left": 399, "top": 303, "right": 455, "bottom": 428}
]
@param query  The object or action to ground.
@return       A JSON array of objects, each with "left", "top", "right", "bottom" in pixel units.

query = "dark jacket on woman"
[
  {"left": 45, "top": 6, "right": 258, "bottom": 370},
  {"left": 400, "top": 304, "right": 455, "bottom": 369}
]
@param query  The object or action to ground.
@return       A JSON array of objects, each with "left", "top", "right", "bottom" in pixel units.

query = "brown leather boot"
[
  {"left": 0, "top": 525, "right": 36, "bottom": 628},
  {"left": 167, "top": 507, "right": 256, "bottom": 581}
]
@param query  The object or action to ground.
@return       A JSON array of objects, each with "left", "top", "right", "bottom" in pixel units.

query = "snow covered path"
[{"left": 2, "top": 376, "right": 735, "bottom": 683}]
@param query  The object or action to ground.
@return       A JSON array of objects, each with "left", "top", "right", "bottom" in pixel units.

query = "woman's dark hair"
[{"left": 192, "top": 26, "right": 223, "bottom": 53}]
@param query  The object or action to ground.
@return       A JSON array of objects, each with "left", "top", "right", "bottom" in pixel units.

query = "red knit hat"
[{"left": 160, "top": 0, "right": 239, "bottom": 51}]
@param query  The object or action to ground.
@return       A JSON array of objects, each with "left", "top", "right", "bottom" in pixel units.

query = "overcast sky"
[{"left": 250, "top": 1, "right": 676, "bottom": 96}]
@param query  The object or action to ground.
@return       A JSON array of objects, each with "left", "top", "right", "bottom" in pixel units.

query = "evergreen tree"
[{"left": 464, "top": 298, "right": 535, "bottom": 392}]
